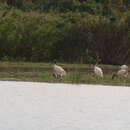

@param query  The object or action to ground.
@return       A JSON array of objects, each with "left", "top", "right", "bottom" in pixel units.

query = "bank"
[{"left": 0, "top": 61, "right": 129, "bottom": 86}]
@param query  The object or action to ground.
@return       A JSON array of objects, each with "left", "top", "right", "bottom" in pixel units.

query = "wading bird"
[
  {"left": 94, "top": 66, "right": 103, "bottom": 77},
  {"left": 52, "top": 61, "right": 66, "bottom": 78},
  {"left": 112, "top": 65, "right": 129, "bottom": 79}
]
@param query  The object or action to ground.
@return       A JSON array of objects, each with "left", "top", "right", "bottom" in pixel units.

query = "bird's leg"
[
  {"left": 52, "top": 73, "right": 55, "bottom": 78},
  {"left": 56, "top": 74, "right": 62, "bottom": 79},
  {"left": 58, "top": 75, "right": 62, "bottom": 80},
  {"left": 53, "top": 73, "right": 58, "bottom": 79}
]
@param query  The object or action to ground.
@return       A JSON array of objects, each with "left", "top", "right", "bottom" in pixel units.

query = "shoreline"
[
  {"left": 0, "top": 62, "right": 129, "bottom": 86},
  {"left": 0, "top": 80, "right": 129, "bottom": 87}
]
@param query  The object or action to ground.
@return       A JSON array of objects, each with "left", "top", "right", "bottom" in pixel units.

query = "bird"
[
  {"left": 52, "top": 61, "right": 66, "bottom": 78},
  {"left": 94, "top": 66, "right": 103, "bottom": 77},
  {"left": 112, "top": 65, "right": 129, "bottom": 79},
  {"left": 112, "top": 69, "right": 128, "bottom": 79},
  {"left": 117, "top": 69, "right": 128, "bottom": 77},
  {"left": 120, "top": 65, "right": 128, "bottom": 71}
]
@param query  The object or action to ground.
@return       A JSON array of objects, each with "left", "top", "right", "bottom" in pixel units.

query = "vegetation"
[
  {"left": 1, "top": 71, "right": 130, "bottom": 86},
  {"left": 0, "top": 62, "right": 129, "bottom": 86},
  {"left": 0, "top": 1, "right": 130, "bottom": 65}
]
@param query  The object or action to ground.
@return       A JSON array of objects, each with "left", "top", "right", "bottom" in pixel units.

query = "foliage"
[{"left": 0, "top": 1, "right": 130, "bottom": 64}]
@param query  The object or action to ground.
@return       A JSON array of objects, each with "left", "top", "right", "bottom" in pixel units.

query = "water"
[{"left": 0, "top": 81, "right": 130, "bottom": 130}]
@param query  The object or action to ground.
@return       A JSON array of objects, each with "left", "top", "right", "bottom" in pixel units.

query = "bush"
[{"left": 0, "top": 5, "right": 130, "bottom": 64}]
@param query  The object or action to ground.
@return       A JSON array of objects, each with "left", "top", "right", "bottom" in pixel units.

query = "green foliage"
[
  {"left": 3, "top": 0, "right": 130, "bottom": 14},
  {"left": 0, "top": 2, "right": 130, "bottom": 64}
]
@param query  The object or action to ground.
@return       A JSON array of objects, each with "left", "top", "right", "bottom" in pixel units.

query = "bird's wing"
[
  {"left": 53, "top": 65, "right": 66, "bottom": 74},
  {"left": 117, "top": 69, "right": 126, "bottom": 75}
]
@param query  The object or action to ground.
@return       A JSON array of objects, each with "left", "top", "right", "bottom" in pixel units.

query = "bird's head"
[
  {"left": 120, "top": 65, "right": 128, "bottom": 71},
  {"left": 53, "top": 59, "right": 57, "bottom": 65}
]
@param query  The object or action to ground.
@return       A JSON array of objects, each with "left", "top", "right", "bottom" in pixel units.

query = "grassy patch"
[
  {"left": 0, "top": 62, "right": 129, "bottom": 86},
  {"left": 0, "top": 61, "right": 118, "bottom": 70}
]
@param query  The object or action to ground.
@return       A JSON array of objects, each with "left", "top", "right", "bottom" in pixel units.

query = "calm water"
[{"left": 0, "top": 81, "right": 130, "bottom": 130}]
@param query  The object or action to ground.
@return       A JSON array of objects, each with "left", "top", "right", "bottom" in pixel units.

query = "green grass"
[
  {"left": 0, "top": 61, "right": 118, "bottom": 69},
  {"left": 0, "top": 71, "right": 129, "bottom": 86},
  {"left": 0, "top": 61, "right": 129, "bottom": 86}
]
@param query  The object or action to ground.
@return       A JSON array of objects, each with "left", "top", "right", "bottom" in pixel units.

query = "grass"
[
  {"left": 0, "top": 61, "right": 119, "bottom": 69},
  {"left": 0, "top": 61, "right": 129, "bottom": 86}
]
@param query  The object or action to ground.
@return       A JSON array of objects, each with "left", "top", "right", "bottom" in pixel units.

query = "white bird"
[
  {"left": 117, "top": 69, "right": 128, "bottom": 77},
  {"left": 112, "top": 69, "right": 128, "bottom": 79},
  {"left": 120, "top": 65, "right": 128, "bottom": 71},
  {"left": 94, "top": 66, "right": 103, "bottom": 77},
  {"left": 52, "top": 63, "right": 66, "bottom": 78},
  {"left": 112, "top": 65, "right": 129, "bottom": 79}
]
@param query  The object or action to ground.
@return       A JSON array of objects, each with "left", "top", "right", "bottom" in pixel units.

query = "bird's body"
[
  {"left": 53, "top": 64, "right": 66, "bottom": 78},
  {"left": 117, "top": 69, "right": 128, "bottom": 77},
  {"left": 112, "top": 65, "right": 129, "bottom": 79},
  {"left": 94, "top": 66, "right": 103, "bottom": 77}
]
